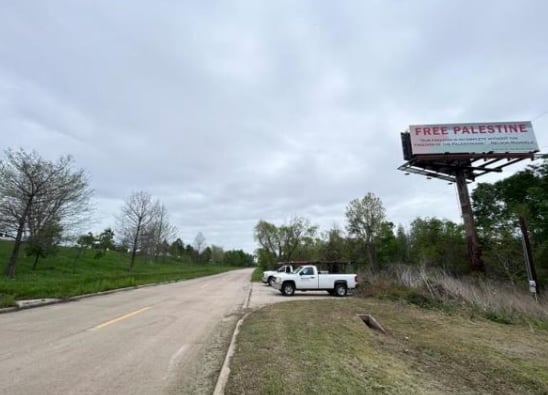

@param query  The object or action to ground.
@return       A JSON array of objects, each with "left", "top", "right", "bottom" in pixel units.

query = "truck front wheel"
[
  {"left": 334, "top": 283, "right": 347, "bottom": 297},
  {"left": 282, "top": 282, "right": 295, "bottom": 296}
]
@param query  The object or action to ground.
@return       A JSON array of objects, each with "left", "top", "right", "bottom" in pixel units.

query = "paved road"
[{"left": 0, "top": 268, "right": 253, "bottom": 395}]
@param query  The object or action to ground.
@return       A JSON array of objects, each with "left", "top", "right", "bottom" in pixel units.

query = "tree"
[
  {"left": 318, "top": 226, "right": 348, "bottom": 261},
  {"left": 170, "top": 238, "right": 185, "bottom": 260},
  {"left": 210, "top": 245, "right": 225, "bottom": 264},
  {"left": 98, "top": 228, "right": 115, "bottom": 253},
  {"left": 473, "top": 158, "right": 548, "bottom": 244},
  {"left": 472, "top": 157, "right": 548, "bottom": 283},
  {"left": 224, "top": 249, "right": 254, "bottom": 266},
  {"left": 116, "top": 191, "right": 156, "bottom": 271},
  {"left": 345, "top": 193, "right": 386, "bottom": 268},
  {"left": 193, "top": 232, "right": 206, "bottom": 254},
  {"left": 0, "top": 149, "right": 92, "bottom": 278},
  {"left": 376, "top": 221, "right": 399, "bottom": 265},
  {"left": 201, "top": 246, "right": 212, "bottom": 263},
  {"left": 148, "top": 203, "right": 176, "bottom": 261},
  {"left": 395, "top": 224, "right": 409, "bottom": 263},
  {"left": 25, "top": 220, "right": 63, "bottom": 269},
  {"left": 278, "top": 217, "right": 318, "bottom": 261},
  {"left": 254, "top": 217, "right": 318, "bottom": 267},
  {"left": 407, "top": 217, "right": 467, "bottom": 272},
  {"left": 254, "top": 220, "right": 279, "bottom": 267},
  {"left": 77, "top": 232, "right": 96, "bottom": 249}
]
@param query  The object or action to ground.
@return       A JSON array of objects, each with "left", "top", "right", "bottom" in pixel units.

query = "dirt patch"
[
  {"left": 165, "top": 314, "right": 240, "bottom": 395},
  {"left": 358, "top": 313, "right": 386, "bottom": 334}
]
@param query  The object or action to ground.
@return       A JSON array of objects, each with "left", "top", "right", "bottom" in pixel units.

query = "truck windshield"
[{"left": 293, "top": 266, "right": 303, "bottom": 274}]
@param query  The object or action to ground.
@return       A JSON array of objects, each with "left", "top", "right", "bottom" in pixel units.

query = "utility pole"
[
  {"left": 455, "top": 168, "right": 484, "bottom": 272},
  {"left": 518, "top": 215, "right": 540, "bottom": 296}
]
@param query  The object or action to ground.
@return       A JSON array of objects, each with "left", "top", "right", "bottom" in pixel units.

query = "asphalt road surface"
[{"left": 0, "top": 268, "right": 253, "bottom": 395}]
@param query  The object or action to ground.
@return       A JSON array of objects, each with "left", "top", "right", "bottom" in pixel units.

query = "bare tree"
[
  {"left": 149, "top": 203, "right": 177, "bottom": 261},
  {"left": 0, "top": 149, "right": 92, "bottom": 278},
  {"left": 193, "top": 232, "right": 206, "bottom": 254},
  {"left": 116, "top": 191, "right": 156, "bottom": 271}
]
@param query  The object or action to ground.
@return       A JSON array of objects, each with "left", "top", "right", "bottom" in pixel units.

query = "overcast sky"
[{"left": 1, "top": 1, "right": 547, "bottom": 253}]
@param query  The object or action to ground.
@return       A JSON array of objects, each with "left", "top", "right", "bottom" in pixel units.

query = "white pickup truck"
[
  {"left": 262, "top": 264, "right": 295, "bottom": 286},
  {"left": 271, "top": 265, "right": 359, "bottom": 297}
]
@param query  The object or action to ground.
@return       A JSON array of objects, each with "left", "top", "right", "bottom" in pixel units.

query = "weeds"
[
  {"left": 357, "top": 264, "right": 548, "bottom": 325},
  {"left": 0, "top": 294, "right": 15, "bottom": 308}
]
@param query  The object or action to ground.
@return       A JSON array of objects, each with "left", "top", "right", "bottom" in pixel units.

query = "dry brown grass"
[{"left": 356, "top": 265, "right": 548, "bottom": 325}]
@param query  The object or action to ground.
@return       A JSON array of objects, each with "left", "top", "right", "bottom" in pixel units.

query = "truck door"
[{"left": 296, "top": 266, "right": 318, "bottom": 289}]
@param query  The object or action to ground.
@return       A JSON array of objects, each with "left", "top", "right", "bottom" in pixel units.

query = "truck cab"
[{"left": 262, "top": 264, "right": 294, "bottom": 286}]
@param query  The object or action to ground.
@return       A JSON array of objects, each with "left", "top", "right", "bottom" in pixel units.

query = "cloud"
[{"left": 1, "top": 0, "right": 547, "bottom": 252}]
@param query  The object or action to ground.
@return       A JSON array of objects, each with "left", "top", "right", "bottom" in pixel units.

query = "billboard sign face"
[{"left": 409, "top": 121, "right": 538, "bottom": 155}]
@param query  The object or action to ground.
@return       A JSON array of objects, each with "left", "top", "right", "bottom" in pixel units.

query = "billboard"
[{"left": 409, "top": 121, "right": 539, "bottom": 155}]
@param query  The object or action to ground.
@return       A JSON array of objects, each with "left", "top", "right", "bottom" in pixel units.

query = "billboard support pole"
[{"left": 455, "top": 169, "right": 484, "bottom": 272}]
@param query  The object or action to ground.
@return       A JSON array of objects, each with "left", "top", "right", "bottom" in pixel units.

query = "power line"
[{"left": 532, "top": 109, "right": 548, "bottom": 121}]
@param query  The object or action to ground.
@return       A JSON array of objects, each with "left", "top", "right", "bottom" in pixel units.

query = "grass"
[
  {"left": 0, "top": 240, "right": 240, "bottom": 306},
  {"left": 227, "top": 265, "right": 548, "bottom": 394},
  {"left": 225, "top": 299, "right": 548, "bottom": 394},
  {"left": 251, "top": 266, "right": 263, "bottom": 282},
  {"left": 355, "top": 265, "right": 548, "bottom": 326}
]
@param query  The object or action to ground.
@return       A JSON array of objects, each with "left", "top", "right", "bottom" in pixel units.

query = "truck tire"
[
  {"left": 282, "top": 282, "right": 295, "bottom": 296},
  {"left": 334, "top": 283, "right": 347, "bottom": 297},
  {"left": 268, "top": 276, "right": 274, "bottom": 286}
]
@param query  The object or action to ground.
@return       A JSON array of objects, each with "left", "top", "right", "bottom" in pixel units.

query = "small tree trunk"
[
  {"left": 366, "top": 243, "right": 374, "bottom": 269},
  {"left": 5, "top": 198, "right": 32, "bottom": 278},
  {"left": 129, "top": 222, "right": 141, "bottom": 272},
  {"left": 32, "top": 252, "right": 41, "bottom": 270}
]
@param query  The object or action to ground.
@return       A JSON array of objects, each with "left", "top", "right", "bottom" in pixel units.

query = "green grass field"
[
  {"left": 0, "top": 240, "right": 238, "bottom": 307},
  {"left": 225, "top": 299, "right": 548, "bottom": 394}
]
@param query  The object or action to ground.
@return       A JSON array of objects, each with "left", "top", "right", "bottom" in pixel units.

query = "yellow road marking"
[{"left": 94, "top": 307, "right": 151, "bottom": 329}]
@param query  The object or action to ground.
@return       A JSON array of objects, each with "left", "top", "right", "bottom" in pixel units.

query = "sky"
[{"left": 1, "top": 1, "right": 547, "bottom": 253}]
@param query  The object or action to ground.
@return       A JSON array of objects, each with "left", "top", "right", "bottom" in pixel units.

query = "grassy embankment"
[
  {"left": 251, "top": 266, "right": 263, "bottom": 282},
  {"left": 231, "top": 266, "right": 548, "bottom": 394},
  {"left": 0, "top": 240, "right": 238, "bottom": 307}
]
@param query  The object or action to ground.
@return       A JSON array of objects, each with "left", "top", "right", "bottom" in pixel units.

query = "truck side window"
[{"left": 302, "top": 267, "right": 313, "bottom": 275}]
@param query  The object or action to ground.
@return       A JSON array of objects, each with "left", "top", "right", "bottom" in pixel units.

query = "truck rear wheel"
[
  {"left": 282, "top": 282, "right": 295, "bottom": 296},
  {"left": 268, "top": 276, "right": 274, "bottom": 286},
  {"left": 334, "top": 283, "right": 347, "bottom": 297}
]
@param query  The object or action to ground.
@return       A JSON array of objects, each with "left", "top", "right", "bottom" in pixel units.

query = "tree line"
[
  {"left": 255, "top": 157, "right": 547, "bottom": 288},
  {"left": 2, "top": 147, "right": 545, "bottom": 286},
  {"left": 0, "top": 149, "right": 252, "bottom": 278}
]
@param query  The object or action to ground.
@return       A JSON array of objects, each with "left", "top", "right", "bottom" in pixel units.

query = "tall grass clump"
[{"left": 356, "top": 264, "right": 548, "bottom": 325}]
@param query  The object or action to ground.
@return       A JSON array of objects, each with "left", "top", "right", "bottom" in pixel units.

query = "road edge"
[
  {"left": 0, "top": 273, "right": 241, "bottom": 314},
  {"left": 213, "top": 283, "right": 253, "bottom": 395}
]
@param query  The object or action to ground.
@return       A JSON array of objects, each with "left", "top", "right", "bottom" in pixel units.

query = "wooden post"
[
  {"left": 518, "top": 215, "right": 540, "bottom": 295},
  {"left": 455, "top": 169, "right": 484, "bottom": 272}
]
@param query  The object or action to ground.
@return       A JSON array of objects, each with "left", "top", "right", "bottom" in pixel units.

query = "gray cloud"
[{"left": 1, "top": 0, "right": 547, "bottom": 251}]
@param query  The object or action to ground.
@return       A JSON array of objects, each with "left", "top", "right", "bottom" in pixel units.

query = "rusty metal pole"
[{"left": 455, "top": 169, "right": 484, "bottom": 272}]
